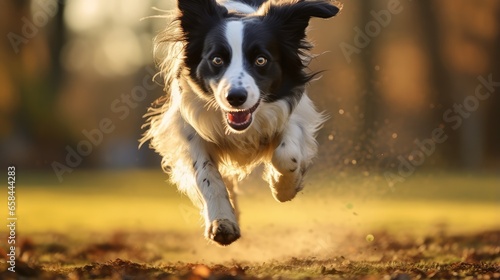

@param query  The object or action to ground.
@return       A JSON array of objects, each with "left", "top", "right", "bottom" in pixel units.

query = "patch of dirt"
[{"left": 1, "top": 230, "right": 499, "bottom": 279}]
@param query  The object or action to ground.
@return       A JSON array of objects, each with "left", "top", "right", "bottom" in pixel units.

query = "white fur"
[
  {"left": 217, "top": 0, "right": 257, "bottom": 14},
  {"left": 142, "top": 1, "right": 326, "bottom": 245}
]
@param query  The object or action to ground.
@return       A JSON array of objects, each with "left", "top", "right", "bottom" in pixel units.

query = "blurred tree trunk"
[
  {"left": 358, "top": 0, "right": 380, "bottom": 168},
  {"left": 416, "top": 1, "right": 459, "bottom": 165},
  {"left": 418, "top": 0, "right": 500, "bottom": 170},
  {"left": 486, "top": 36, "right": 500, "bottom": 166},
  {"left": 0, "top": 0, "right": 70, "bottom": 168},
  {"left": 49, "top": 1, "right": 66, "bottom": 88}
]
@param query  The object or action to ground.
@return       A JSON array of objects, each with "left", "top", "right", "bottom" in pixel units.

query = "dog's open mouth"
[{"left": 225, "top": 101, "right": 260, "bottom": 131}]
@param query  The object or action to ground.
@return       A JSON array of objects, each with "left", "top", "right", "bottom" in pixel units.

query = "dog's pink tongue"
[{"left": 228, "top": 111, "right": 251, "bottom": 124}]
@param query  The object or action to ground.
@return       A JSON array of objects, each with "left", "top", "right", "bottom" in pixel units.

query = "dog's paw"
[
  {"left": 206, "top": 219, "right": 240, "bottom": 246},
  {"left": 270, "top": 173, "right": 303, "bottom": 202},
  {"left": 272, "top": 149, "right": 301, "bottom": 175}
]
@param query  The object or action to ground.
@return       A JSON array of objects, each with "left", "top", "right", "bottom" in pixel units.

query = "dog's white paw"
[
  {"left": 206, "top": 219, "right": 241, "bottom": 246},
  {"left": 272, "top": 145, "right": 301, "bottom": 174}
]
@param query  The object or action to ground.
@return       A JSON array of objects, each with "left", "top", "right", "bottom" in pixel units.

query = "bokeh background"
[
  {"left": 0, "top": 0, "right": 499, "bottom": 265},
  {"left": 1, "top": 0, "right": 499, "bottom": 175}
]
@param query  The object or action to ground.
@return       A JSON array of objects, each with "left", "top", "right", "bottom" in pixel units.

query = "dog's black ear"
[
  {"left": 177, "top": 0, "right": 228, "bottom": 72},
  {"left": 178, "top": 0, "right": 227, "bottom": 38},
  {"left": 262, "top": 0, "right": 340, "bottom": 44}
]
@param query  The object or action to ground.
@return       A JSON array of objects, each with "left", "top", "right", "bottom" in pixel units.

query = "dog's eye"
[
  {"left": 212, "top": 57, "right": 224, "bottom": 66},
  {"left": 255, "top": 56, "right": 267, "bottom": 67}
]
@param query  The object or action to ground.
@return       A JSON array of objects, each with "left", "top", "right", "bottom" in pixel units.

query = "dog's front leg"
[
  {"left": 185, "top": 133, "right": 240, "bottom": 246},
  {"left": 223, "top": 176, "right": 240, "bottom": 222},
  {"left": 265, "top": 120, "right": 312, "bottom": 202}
]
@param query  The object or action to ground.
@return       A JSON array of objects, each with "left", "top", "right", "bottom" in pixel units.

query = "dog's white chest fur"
[{"left": 176, "top": 77, "right": 293, "bottom": 176}]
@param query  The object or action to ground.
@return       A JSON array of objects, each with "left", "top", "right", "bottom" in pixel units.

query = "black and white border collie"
[{"left": 142, "top": 0, "right": 340, "bottom": 245}]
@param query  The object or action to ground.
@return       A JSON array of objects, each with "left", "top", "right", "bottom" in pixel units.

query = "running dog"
[{"left": 142, "top": 0, "right": 340, "bottom": 245}]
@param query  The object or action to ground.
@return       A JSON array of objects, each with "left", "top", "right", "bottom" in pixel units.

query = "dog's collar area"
[{"left": 225, "top": 100, "right": 260, "bottom": 131}]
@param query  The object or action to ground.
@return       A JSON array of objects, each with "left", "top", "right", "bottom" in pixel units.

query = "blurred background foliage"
[{"left": 0, "top": 0, "right": 499, "bottom": 179}]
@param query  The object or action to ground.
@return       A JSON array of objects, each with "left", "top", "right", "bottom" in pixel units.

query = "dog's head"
[{"left": 177, "top": 0, "right": 339, "bottom": 133}]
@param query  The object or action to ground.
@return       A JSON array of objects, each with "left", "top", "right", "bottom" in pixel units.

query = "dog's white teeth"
[
  {"left": 226, "top": 101, "right": 260, "bottom": 131},
  {"left": 228, "top": 111, "right": 251, "bottom": 125}
]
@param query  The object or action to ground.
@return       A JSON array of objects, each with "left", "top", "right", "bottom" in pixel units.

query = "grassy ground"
[{"left": 0, "top": 170, "right": 499, "bottom": 279}]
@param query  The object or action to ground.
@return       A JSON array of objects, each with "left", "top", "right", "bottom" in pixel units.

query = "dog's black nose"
[{"left": 226, "top": 88, "right": 247, "bottom": 107}]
